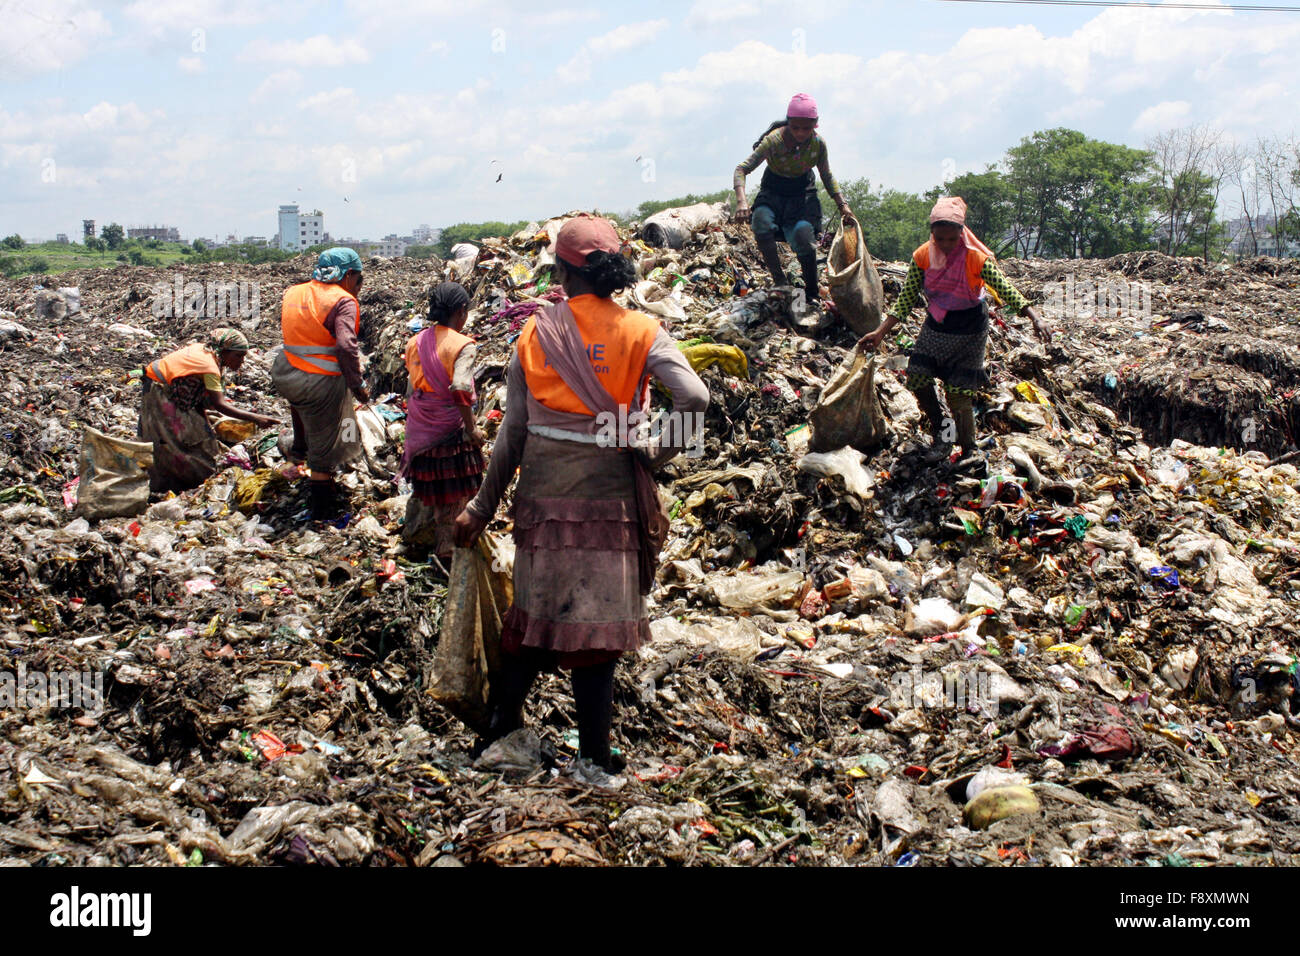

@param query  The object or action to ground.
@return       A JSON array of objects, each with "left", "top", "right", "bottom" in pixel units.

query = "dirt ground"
[{"left": 2, "top": 222, "right": 1299, "bottom": 867}]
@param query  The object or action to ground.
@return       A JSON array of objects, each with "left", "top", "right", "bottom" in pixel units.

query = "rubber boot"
[
  {"left": 797, "top": 251, "right": 819, "bottom": 301},
  {"left": 755, "top": 233, "right": 787, "bottom": 286},
  {"left": 571, "top": 659, "right": 623, "bottom": 772},
  {"left": 948, "top": 391, "right": 977, "bottom": 452},
  {"left": 911, "top": 383, "right": 947, "bottom": 443},
  {"left": 473, "top": 651, "right": 542, "bottom": 757},
  {"left": 308, "top": 478, "right": 338, "bottom": 520}
]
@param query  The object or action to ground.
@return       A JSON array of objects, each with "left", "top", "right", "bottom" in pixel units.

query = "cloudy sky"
[{"left": 3, "top": 0, "right": 1298, "bottom": 242}]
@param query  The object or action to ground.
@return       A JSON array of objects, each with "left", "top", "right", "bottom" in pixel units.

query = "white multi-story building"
[
  {"left": 373, "top": 235, "right": 408, "bottom": 257},
  {"left": 413, "top": 224, "right": 441, "bottom": 244},
  {"left": 278, "top": 204, "right": 326, "bottom": 251}
]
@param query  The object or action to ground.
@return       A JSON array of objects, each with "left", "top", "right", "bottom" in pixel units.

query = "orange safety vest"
[
  {"left": 280, "top": 280, "right": 359, "bottom": 375},
  {"left": 405, "top": 326, "right": 473, "bottom": 393},
  {"left": 913, "top": 242, "right": 989, "bottom": 299},
  {"left": 516, "top": 296, "right": 660, "bottom": 416},
  {"left": 146, "top": 343, "right": 220, "bottom": 386}
]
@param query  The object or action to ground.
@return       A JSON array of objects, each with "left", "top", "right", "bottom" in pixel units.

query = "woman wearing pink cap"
[
  {"left": 454, "top": 214, "right": 708, "bottom": 775},
  {"left": 734, "top": 93, "right": 854, "bottom": 303},
  {"left": 857, "top": 196, "right": 1051, "bottom": 467}
]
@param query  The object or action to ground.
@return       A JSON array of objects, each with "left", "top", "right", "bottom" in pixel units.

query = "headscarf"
[
  {"left": 208, "top": 327, "right": 250, "bottom": 353},
  {"left": 923, "top": 196, "right": 998, "bottom": 322},
  {"left": 312, "top": 246, "right": 364, "bottom": 283},
  {"left": 555, "top": 214, "right": 621, "bottom": 267},
  {"left": 428, "top": 281, "right": 471, "bottom": 324},
  {"left": 927, "top": 196, "right": 993, "bottom": 270},
  {"left": 787, "top": 93, "right": 818, "bottom": 119}
]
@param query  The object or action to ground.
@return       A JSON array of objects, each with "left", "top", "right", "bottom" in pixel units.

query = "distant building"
[
  {"left": 244, "top": 236, "right": 268, "bottom": 247},
  {"left": 128, "top": 225, "right": 182, "bottom": 242},
  {"left": 55, "top": 234, "right": 69, "bottom": 244},
  {"left": 1224, "top": 215, "right": 1299, "bottom": 258},
  {"left": 413, "top": 224, "right": 440, "bottom": 244},
  {"left": 83, "top": 220, "right": 95, "bottom": 240},
  {"left": 278, "top": 204, "right": 325, "bottom": 251},
  {"left": 373, "top": 235, "right": 408, "bottom": 257}
]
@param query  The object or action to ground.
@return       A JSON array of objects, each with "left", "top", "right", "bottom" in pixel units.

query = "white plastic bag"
[{"left": 798, "top": 446, "right": 875, "bottom": 497}]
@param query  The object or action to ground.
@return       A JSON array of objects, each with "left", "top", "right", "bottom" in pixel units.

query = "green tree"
[
  {"left": 406, "top": 244, "right": 440, "bottom": 259},
  {"left": 943, "top": 167, "right": 1014, "bottom": 254},
  {"left": 1044, "top": 139, "right": 1154, "bottom": 257},
  {"left": 192, "top": 238, "right": 207, "bottom": 252},
  {"left": 1, "top": 234, "right": 24, "bottom": 250},
  {"left": 435, "top": 221, "right": 529, "bottom": 258},
  {"left": 102, "top": 223, "right": 125, "bottom": 250},
  {"left": 128, "top": 249, "right": 145, "bottom": 265},
  {"left": 28, "top": 257, "right": 50, "bottom": 273},
  {"left": 821, "top": 178, "right": 932, "bottom": 261},
  {"left": 85, "top": 236, "right": 107, "bottom": 253}
]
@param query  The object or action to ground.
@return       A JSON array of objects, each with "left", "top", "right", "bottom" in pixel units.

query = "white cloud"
[
  {"left": 250, "top": 69, "right": 304, "bottom": 103},
  {"left": 298, "top": 88, "right": 360, "bottom": 114},
  {"left": 686, "top": 1, "right": 760, "bottom": 29},
  {"left": 241, "top": 35, "right": 371, "bottom": 67},
  {"left": 124, "top": 0, "right": 284, "bottom": 33},
  {"left": 0, "top": 0, "right": 111, "bottom": 78},
  {"left": 557, "top": 19, "right": 670, "bottom": 84},
  {"left": 429, "top": 41, "right": 450, "bottom": 55},
  {"left": 1133, "top": 100, "right": 1192, "bottom": 132},
  {"left": 177, "top": 56, "right": 204, "bottom": 73},
  {"left": 588, "top": 19, "right": 670, "bottom": 56}
]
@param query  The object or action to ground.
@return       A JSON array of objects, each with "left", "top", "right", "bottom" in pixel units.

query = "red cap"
[{"left": 555, "top": 214, "right": 621, "bottom": 267}]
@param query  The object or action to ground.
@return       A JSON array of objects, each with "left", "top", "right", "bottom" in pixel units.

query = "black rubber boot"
[
  {"left": 472, "top": 652, "right": 542, "bottom": 757},
  {"left": 797, "top": 251, "right": 819, "bottom": 301},
  {"left": 571, "top": 659, "right": 623, "bottom": 772},
  {"left": 755, "top": 233, "right": 787, "bottom": 286},
  {"left": 308, "top": 478, "right": 338, "bottom": 520},
  {"left": 911, "top": 383, "right": 947, "bottom": 442}
]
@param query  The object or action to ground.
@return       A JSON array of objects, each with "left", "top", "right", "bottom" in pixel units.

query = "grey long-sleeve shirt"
[
  {"left": 466, "top": 327, "right": 709, "bottom": 521},
  {"left": 324, "top": 296, "right": 365, "bottom": 392}
]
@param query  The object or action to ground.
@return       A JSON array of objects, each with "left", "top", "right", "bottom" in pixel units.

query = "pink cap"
[
  {"left": 787, "top": 92, "right": 818, "bottom": 119},
  {"left": 555, "top": 213, "right": 621, "bottom": 267}
]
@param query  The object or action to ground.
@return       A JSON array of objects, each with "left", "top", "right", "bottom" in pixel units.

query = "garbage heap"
[{"left": 1, "top": 219, "right": 1300, "bottom": 867}]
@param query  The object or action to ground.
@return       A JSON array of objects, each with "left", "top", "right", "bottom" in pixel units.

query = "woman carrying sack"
[
  {"left": 733, "top": 92, "right": 854, "bottom": 306},
  {"left": 857, "top": 196, "right": 1051, "bottom": 468},
  {"left": 399, "top": 282, "right": 486, "bottom": 561},
  {"left": 454, "top": 214, "right": 709, "bottom": 774}
]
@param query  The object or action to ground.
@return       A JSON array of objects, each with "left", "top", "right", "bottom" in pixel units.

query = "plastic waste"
[{"left": 798, "top": 446, "right": 874, "bottom": 497}]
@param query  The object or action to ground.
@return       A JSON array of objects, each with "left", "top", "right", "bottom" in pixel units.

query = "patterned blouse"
[
  {"left": 890, "top": 256, "right": 1028, "bottom": 321},
  {"left": 734, "top": 129, "right": 844, "bottom": 202}
]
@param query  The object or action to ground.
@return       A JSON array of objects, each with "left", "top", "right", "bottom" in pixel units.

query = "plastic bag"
[
  {"left": 75, "top": 426, "right": 155, "bottom": 520},
  {"left": 798, "top": 446, "right": 875, "bottom": 497},
  {"left": 826, "top": 220, "right": 885, "bottom": 337},
  {"left": 427, "top": 535, "right": 513, "bottom": 733},
  {"left": 809, "top": 350, "right": 886, "bottom": 453},
  {"left": 710, "top": 568, "right": 804, "bottom": 611}
]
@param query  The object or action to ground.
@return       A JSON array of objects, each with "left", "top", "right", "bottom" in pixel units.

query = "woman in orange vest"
[
  {"left": 399, "top": 282, "right": 486, "bottom": 560},
  {"left": 454, "top": 215, "right": 709, "bottom": 775},
  {"left": 138, "top": 327, "right": 278, "bottom": 493},
  {"left": 857, "top": 196, "right": 1051, "bottom": 467},
  {"left": 271, "top": 247, "right": 370, "bottom": 518}
]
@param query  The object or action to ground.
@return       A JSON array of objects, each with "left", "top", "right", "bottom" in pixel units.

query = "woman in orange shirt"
[
  {"left": 399, "top": 282, "right": 486, "bottom": 560},
  {"left": 138, "top": 327, "right": 277, "bottom": 492}
]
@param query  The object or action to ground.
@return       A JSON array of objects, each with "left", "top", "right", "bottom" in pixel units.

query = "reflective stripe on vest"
[
  {"left": 913, "top": 242, "right": 988, "bottom": 299},
  {"left": 280, "top": 280, "right": 358, "bottom": 376},
  {"left": 516, "top": 299, "right": 660, "bottom": 416},
  {"left": 145, "top": 343, "right": 220, "bottom": 385}
]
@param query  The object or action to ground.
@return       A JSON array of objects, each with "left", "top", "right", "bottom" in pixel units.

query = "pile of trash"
[{"left": 2, "top": 213, "right": 1300, "bottom": 867}]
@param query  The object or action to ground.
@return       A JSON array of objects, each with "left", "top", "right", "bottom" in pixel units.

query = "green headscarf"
[
  {"left": 313, "top": 247, "right": 364, "bottom": 284},
  {"left": 209, "top": 327, "right": 250, "bottom": 353}
]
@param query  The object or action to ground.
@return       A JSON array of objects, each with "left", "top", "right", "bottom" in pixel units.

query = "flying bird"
[{"left": 495, "top": 173, "right": 503, "bottom": 183}]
